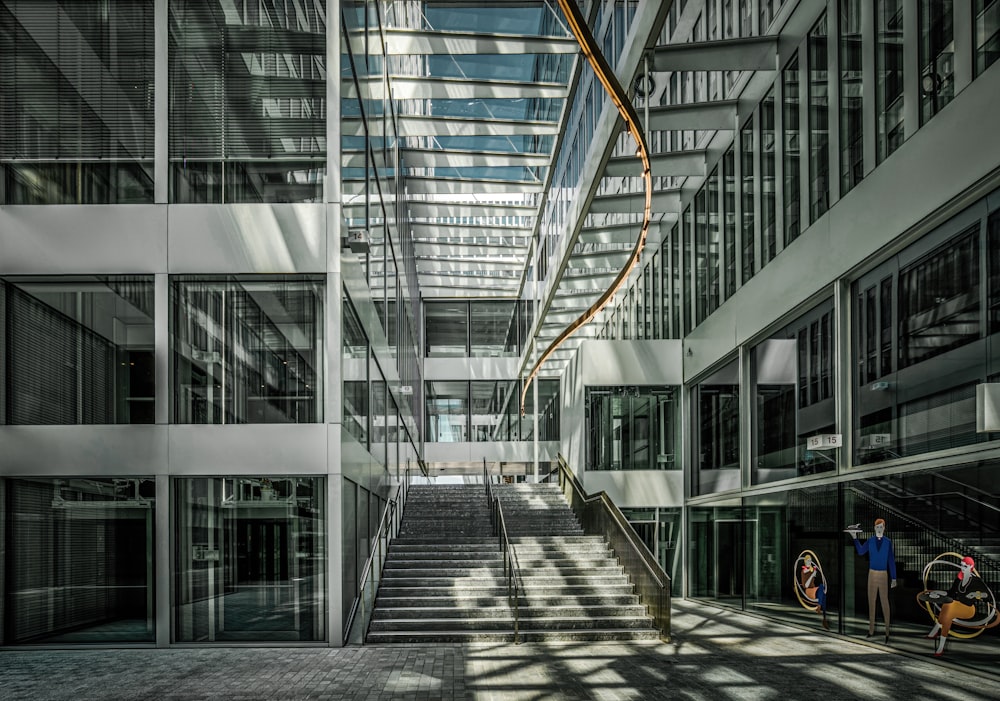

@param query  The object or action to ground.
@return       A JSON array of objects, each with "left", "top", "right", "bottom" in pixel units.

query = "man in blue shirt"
[{"left": 850, "top": 517, "right": 897, "bottom": 642}]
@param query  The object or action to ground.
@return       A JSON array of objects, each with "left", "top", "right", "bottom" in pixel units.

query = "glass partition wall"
[
  {"left": 4, "top": 478, "right": 156, "bottom": 644},
  {"left": 586, "top": 386, "right": 681, "bottom": 471},
  {"left": 173, "top": 476, "right": 326, "bottom": 643},
  {"left": 171, "top": 276, "right": 324, "bottom": 424}
]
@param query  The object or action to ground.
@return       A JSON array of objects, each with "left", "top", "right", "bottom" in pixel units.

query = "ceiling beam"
[
  {"left": 651, "top": 35, "right": 778, "bottom": 72},
  {"left": 383, "top": 28, "right": 579, "bottom": 56}
]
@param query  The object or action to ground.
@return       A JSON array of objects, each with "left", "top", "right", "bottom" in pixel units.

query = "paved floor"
[{"left": 2, "top": 599, "right": 998, "bottom": 700}]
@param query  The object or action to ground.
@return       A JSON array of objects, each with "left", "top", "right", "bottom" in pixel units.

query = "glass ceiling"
[{"left": 382, "top": 0, "right": 576, "bottom": 295}]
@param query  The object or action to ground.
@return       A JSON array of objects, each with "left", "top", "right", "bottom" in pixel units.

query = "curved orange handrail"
[{"left": 521, "top": 0, "right": 651, "bottom": 415}]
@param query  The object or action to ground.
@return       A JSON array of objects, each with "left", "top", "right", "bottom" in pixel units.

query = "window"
[
  {"left": 173, "top": 476, "right": 326, "bottom": 642},
  {"left": 425, "top": 381, "right": 468, "bottom": 442},
  {"left": 693, "top": 359, "right": 741, "bottom": 496},
  {"left": 809, "top": 14, "right": 830, "bottom": 223},
  {"left": 5, "top": 477, "right": 156, "bottom": 643},
  {"left": 342, "top": 297, "right": 369, "bottom": 446},
  {"left": 723, "top": 148, "right": 737, "bottom": 300},
  {"left": 424, "top": 302, "right": 468, "bottom": 357},
  {"left": 740, "top": 118, "right": 756, "bottom": 283},
  {"left": 782, "top": 59, "right": 801, "bottom": 245},
  {"left": 586, "top": 386, "right": 681, "bottom": 471},
  {"left": 171, "top": 275, "right": 324, "bottom": 424},
  {"left": 974, "top": 0, "right": 1000, "bottom": 77},
  {"left": 760, "top": 88, "right": 777, "bottom": 265},
  {"left": 877, "top": 0, "right": 906, "bottom": 163},
  {"left": 919, "top": 1, "right": 955, "bottom": 125},
  {"left": 840, "top": 0, "right": 864, "bottom": 195},
  {"left": 0, "top": 0, "right": 155, "bottom": 203},
  {"left": 169, "top": 0, "right": 326, "bottom": 202},
  {"left": 2, "top": 276, "right": 154, "bottom": 424}
]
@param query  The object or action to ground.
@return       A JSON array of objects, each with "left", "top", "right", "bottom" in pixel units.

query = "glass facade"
[
  {"left": 808, "top": 13, "right": 830, "bottom": 223},
  {"left": 168, "top": 0, "right": 326, "bottom": 203},
  {"left": 782, "top": 59, "right": 801, "bottom": 245},
  {"left": 342, "top": 297, "right": 369, "bottom": 446},
  {"left": 853, "top": 201, "right": 1000, "bottom": 464},
  {"left": 751, "top": 299, "right": 836, "bottom": 485},
  {"left": 173, "top": 476, "right": 326, "bottom": 642},
  {"left": 586, "top": 386, "right": 681, "bottom": 471},
  {"left": 839, "top": 0, "right": 863, "bottom": 195},
  {"left": 688, "top": 461, "right": 1000, "bottom": 675},
  {"left": 4, "top": 477, "right": 156, "bottom": 643},
  {"left": 877, "top": 0, "right": 905, "bottom": 163},
  {"left": 2, "top": 276, "right": 155, "bottom": 425},
  {"left": 171, "top": 276, "right": 324, "bottom": 424},
  {"left": 0, "top": 0, "right": 155, "bottom": 204},
  {"left": 975, "top": 0, "right": 1000, "bottom": 76},
  {"left": 919, "top": 1, "right": 954, "bottom": 125},
  {"left": 693, "top": 359, "right": 740, "bottom": 496}
]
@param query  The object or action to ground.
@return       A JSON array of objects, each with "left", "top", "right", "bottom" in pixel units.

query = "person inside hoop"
[{"left": 922, "top": 556, "right": 992, "bottom": 657}]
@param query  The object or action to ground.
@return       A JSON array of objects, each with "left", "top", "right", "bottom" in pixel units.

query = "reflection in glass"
[
  {"left": 342, "top": 296, "right": 369, "bottom": 446},
  {"left": 425, "top": 381, "right": 468, "bottom": 442},
  {"left": 5, "top": 478, "right": 155, "bottom": 643},
  {"left": 2, "top": 276, "right": 155, "bottom": 425},
  {"left": 877, "top": 0, "right": 905, "bottom": 163},
  {"left": 854, "top": 222, "right": 985, "bottom": 464},
  {"left": 752, "top": 300, "right": 836, "bottom": 485},
  {"left": 760, "top": 88, "right": 776, "bottom": 266},
  {"left": 424, "top": 302, "right": 468, "bottom": 357},
  {"left": 808, "top": 14, "right": 830, "bottom": 223},
  {"left": 688, "top": 503, "right": 744, "bottom": 601},
  {"left": 840, "top": 0, "right": 864, "bottom": 195},
  {"left": 919, "top": 1, "right": 954, "bottom": 125},
  {"left": 782, "top": 59, "right": 801, "bottom": 245},
  {"left": 0, "top": 0, "right": 155, "bottom": 204},
  {"left": 173, "top": 476, "right": 326, "bottom": 642},
  {"left": 740, "top": 118, "right": 755, "bottom": 284},
  {"left": 471, "top": 380, "right": 513, "bottom": 441},
  {"left": 586, "top": 386, "right": 681, "bottom": 471},
  {"left": 171, "top": 276, "right": 324, "bottom": 424},
  {"left": 622, "top": 507, "right": 682, "bottom": 584},
  {"left": 471, "top": 301, "right": 518, "bottom": 357},
  {"left": 975, "top": 0, "right": 1000, "bottom": 77},
  {"left": 169, "top": 0, "right": 326, "bottom": 203},
  {"left": 521, "top": 378, "right": 560, "bottom": 441},
  {"left": 694, "top": 360, "right": 741, "bottom": 496},
  {"left": 723, "top": 148, "right": 737, "bottom": 300}
]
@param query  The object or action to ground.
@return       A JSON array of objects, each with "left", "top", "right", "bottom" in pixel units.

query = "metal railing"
[
  {"left": 484, "top": 461, "right": 523, "bottom": 644},
  {"left": 343, "top": 478, "right": 408, "bottom": 645},
  {"left": 547, "top": 454, "right": 671, "bottom": 639}
]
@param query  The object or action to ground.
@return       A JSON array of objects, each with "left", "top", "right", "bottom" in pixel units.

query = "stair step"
[{"left": 374, "top": 605, "right": 648, "bottom": 619}]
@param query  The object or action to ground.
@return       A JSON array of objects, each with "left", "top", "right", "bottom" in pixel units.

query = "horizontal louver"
[
  {"left": 168, "top": 0, "right": 326, "bottom": 202},
  {"left": 0, "top": 0, "right": 154, "bottom": 160},
  {"left": 6, "top": 285, "right": 114, "bottom": 425}
]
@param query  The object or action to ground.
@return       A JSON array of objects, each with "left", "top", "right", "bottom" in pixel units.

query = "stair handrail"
[
  {"left": 859, "top": 478, "right": 1000, "bottom": 545},
  {"left": 485, "top": 461, "right": 523, "bottom": 644},
  {"left": 550, "top": 454, "right": 671, "bottom": 639},
  {"left": 849, "top": 486, "right": 1000, "bottom": 575},
  {"left": 343, "top": 477, "right": 408, "bottom": 645}
]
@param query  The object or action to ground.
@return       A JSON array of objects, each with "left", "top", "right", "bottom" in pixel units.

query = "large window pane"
[
  {"left": 752, "top": 299, "right": 836, "bottom": 486},
  {"left": 740, "top": 117, "right": 755, "bottom": 284},
  {"left": 470, "top": 301, "right": 517, "bottom": 358},
  {"left": 425, "top": 381, "right": 468, "bottom": 442},
  {"left": 342, "top": 296, "right": 369, "bottom": 446},
  {"left": 2, "top": 276, "right": 154, "bottom": 425},
  {"left": 521, "top": 378, "right": 560, "bottom": 441},
  {"left": 919, "top": 0, "right": 954, "bottom": 125},
  {"left": 169, "top": 0, "right": 326, "bottom": 203},
  {"left": 809, "top": 13, "right": 830, "bottom": 223},
  {"left": 586, "top": 386, "right": 681, "bottom": 471},
  {"left": 877, "top": 0, "right": 906, "bottom": 163},
  {"left": 171, "top": 275, "right": 324, "bottom": 424},
  {"left": 173, "top": 476, "right": 326, "bottom": 642},
  {"left": 760, "top": 88, "right": 777, "bottom": 265},
  {"left": 694, "top": 359, "right": 741, "bottom": 496},
  {"left": 0, "top": 0, "right": 155, "bottom": 204},
  {"left": 723, "top": 147, "right": 737, "bottom": 300},
  {"left": 975, "top": 0, "right": 1000, "bottom": 76},
  {"left": 5, "top": 477, "right": 155, "bottom": 643},
  {"left": 424, "top": 302, "right": 468, "bottom": 357},
  {"left": 840, "top": 0, "right": 864, "bottom": 195},
  {"left": 471, "top": 380, "right": 513, "bottom": 441},
  {"left": 854, "top": 222, "right": 984, "bottom": 464},
  {"left": 782, "top": 59, "right": 801, "bottom": 245}
]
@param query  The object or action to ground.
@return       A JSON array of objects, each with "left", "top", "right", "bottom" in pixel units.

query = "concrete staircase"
[
  {"left": 368, "top": 485, "right": 514, "bottom": 643},
  {"left": 366, "top": 482, "right": 659, "bottom": 643},
  {"left": 498, "top": 483, "right": 659, "bottom": 641}
]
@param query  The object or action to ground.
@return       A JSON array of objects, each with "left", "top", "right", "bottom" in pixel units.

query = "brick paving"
[{"left": 2, "top": 599, "right": 998, "bottom": 700}]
